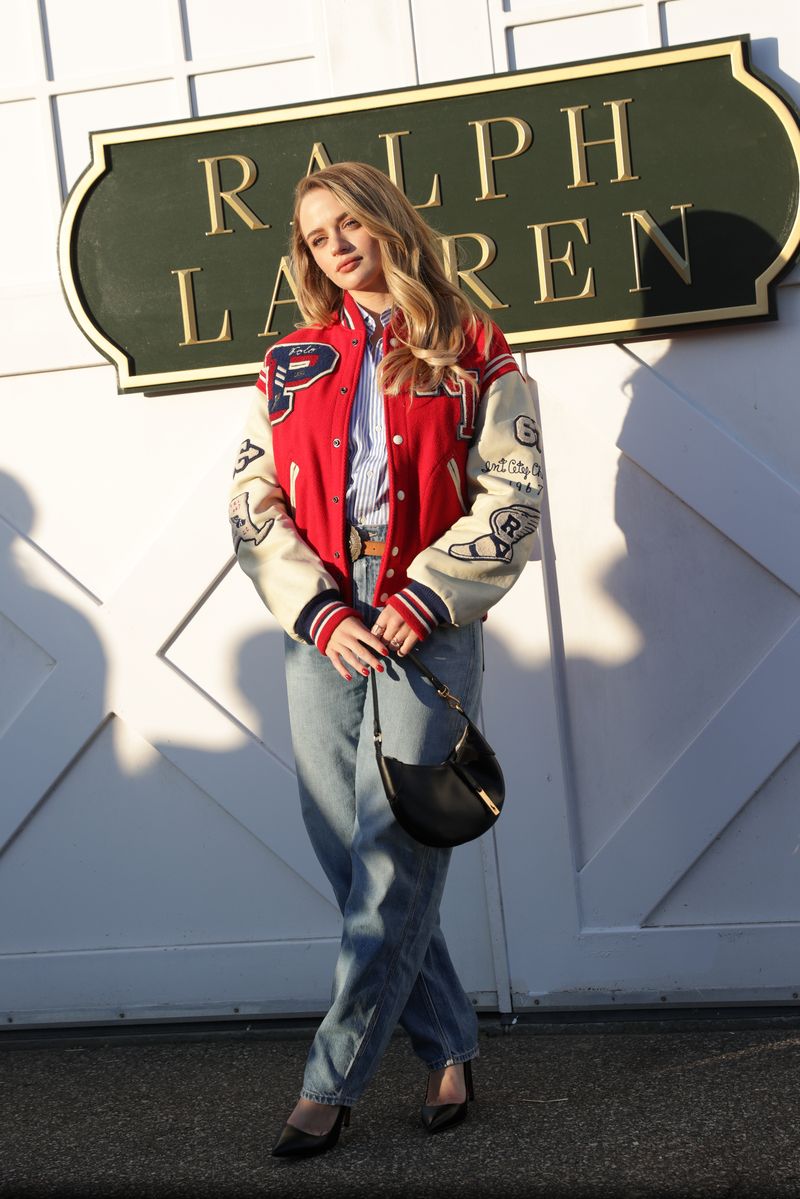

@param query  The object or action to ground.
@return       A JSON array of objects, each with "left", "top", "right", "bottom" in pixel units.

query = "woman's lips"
[{"left": 338, "top": 258, "right": 361, "bottom": 273}]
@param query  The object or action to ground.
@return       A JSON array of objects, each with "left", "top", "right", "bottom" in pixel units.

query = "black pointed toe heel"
[
  {"left": 271, "top": 1103, "right": 351, "bottom": 1159},
  {"left": 421, "top": 1059, "right": 475, "bottom": 1134}
]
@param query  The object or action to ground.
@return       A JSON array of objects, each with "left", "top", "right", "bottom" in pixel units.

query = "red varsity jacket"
[{"left": 230, "top": 292, "right": 544, "bottom": 652}]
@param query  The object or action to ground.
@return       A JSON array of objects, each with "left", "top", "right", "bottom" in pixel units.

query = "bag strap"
[
  {"left": 371, "top": 668, "right": 383, "bottom": 747},
  {"left": 371, "top": 649, "right": 467, "bottom": 751},
  {"left": 402, "top": 650, "right": 468, "bottom": 716}
]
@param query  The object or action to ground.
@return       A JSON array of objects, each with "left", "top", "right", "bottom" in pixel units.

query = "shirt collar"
[{"left": 355, "top": 301, "right": 393, "bottom": 334}]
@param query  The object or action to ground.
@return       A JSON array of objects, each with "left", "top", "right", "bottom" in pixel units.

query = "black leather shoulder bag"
[{"left": 370, "top": 650, "right": 505, "bottom": 848}]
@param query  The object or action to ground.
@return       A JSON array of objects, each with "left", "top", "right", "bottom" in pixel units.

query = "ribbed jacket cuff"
[
  {"left": 309, "top": 599, "right": 359, "bottom": 655},
  {"left": 386, "top": 582, "right": 448, "bottom": 641},
  {"left": 295, "top": 591, "right": 359, "bottom": 655}
]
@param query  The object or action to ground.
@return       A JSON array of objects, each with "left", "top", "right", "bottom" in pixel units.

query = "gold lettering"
[
  {"left": 623, "top": 203, "right": 693, "bottom": 292},
  {"left": 306, "top": 142, "right": 334, "bottom": 175},
  {"left": 171, "top": 267, "right": 232, "bottom": 345},
  {"left": 439, "top": 233, "right": 508, "bottom": 310},
  {"left": 560, "top": 99, "right": 639, "bottom": 189},
  {"left": 259, "top": 256, "right": 301, "bottom": 339},
  {"left": 378, "top": 131, "right": 441, "bottom": 209},
  {"left": 528, "top": 218, "right": 596, "bottom": 304},
  {"left": 468, "top": 117, "right": 533, "bottom": 201},
  {"left": 197, "top": 155, "right": 269, "bottom": 236}
]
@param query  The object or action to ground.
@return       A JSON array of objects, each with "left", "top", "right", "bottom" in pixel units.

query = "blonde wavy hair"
[{"left": 289, "top": 161, "right": 492, "bottom": 394}]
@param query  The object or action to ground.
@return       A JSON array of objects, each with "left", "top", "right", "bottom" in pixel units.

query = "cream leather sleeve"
[
  {"left": 406, "top": 369, "right": 544, "bottom": 626},
  {"left": 228, "top": 385, "right": 340, "bottom": 641}
]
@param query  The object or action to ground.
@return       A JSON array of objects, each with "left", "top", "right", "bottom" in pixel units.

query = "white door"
[
  {"left": 480, "top": 0, "right": 800, "bottom": 1012},
  {"left": 0, "top": 0, "right": 506, "bottom": 1028},
  {"left": 0, "top": 376, "right": 506, "bottom": 1027},
  {"left": 487, "top": 320, "right": 800, "bottom": 1010}
]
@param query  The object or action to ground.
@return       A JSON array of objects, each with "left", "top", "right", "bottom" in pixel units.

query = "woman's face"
[{"left": 298, "top": 186, "right": 388, "bottom": 301}]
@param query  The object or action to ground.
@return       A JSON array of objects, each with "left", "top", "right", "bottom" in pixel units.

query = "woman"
[{"left": 229, "top": 162, "right": 544, "bottom": 1157}]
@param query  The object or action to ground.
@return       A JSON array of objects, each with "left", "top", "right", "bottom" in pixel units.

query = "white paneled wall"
[{"left": 1, "top": 1, "right": 799, "bottom": 1025}]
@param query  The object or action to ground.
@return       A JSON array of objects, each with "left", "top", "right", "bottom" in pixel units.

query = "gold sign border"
[{"left": 57, "top": 37, "right": 800, "bottom": 392}]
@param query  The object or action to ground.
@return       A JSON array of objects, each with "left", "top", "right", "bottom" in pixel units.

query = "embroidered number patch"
[
  {"left": 514, "top": 414, "right": 541, "bottom": 450},
  {"left": 233, "top": 438, "right": 265, "bottom": 476},
  {"left": 448, "top": 504, "right": 540, "bottom": 561},
  {"left": 229, "top": 492, "right": 274, "bottom": 552},
  {"left": 266, "top": 343, "right": 339, "bottom": 424}
]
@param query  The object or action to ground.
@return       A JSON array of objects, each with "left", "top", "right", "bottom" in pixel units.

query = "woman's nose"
[{"left": 331, "top": 232, "right": 353, "bottom": 254}]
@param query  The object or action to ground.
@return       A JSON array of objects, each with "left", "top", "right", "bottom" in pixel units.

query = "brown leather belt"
[{"left": 348, "top": 524, "right": 386, "bottom": 562}]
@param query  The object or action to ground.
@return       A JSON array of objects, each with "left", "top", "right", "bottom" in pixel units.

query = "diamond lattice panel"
[
  {"left": 533, "top": 360, "right": 799, "bottom": 868},
  {"left": 627, "top": 291, "right": 800, "bottom": 494},
  {"left": 165, "top": 565, "right": 295, "bottom": 768},
  {"left": 0, "top": 612, "right": 54, "bottom": 739},
  {"left": 646, "top": 741, "right": 800, "bottom": 926},
  {"left": 0, "top": 372, "right": 251, "bottom": 601},
  {"left": 0, "top": 714, "right": 340, "bottom": 954}
]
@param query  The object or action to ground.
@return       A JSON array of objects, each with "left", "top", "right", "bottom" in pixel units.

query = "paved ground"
[{"left": 2, "top": 1014, "right": 800, "bottom": 1198}]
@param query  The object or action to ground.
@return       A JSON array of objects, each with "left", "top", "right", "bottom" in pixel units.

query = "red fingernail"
[
  {"left": 376, "top": 664, "right": 384, "bottom": 673},
  {"left": 344, "top": 673, "right": 352, "bottom": 681},
  {"left": 381, "top": 648, "right": 390, "bottom": 656},
  {"left": 362, "top": 668, "right": 369, "bottom": 676}
]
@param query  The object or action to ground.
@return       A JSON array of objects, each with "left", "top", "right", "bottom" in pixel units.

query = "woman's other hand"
[
  {"left": 326, "top": 616, "right": 390, "bottom": 682},
  {"left": 371, "top": 609, "right": 420, "bottom": 658}
]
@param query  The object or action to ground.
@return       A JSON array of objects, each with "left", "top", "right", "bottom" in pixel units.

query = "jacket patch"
[
  {"left": 416, "top": 371, "right": 479, "bottom": 440},
  {"left": 229, "top": 491, "right": 274, "bottom": 552},
  {"left": 266, "top": 343, "right": 340, "bottom": 424},
  {"left": 514, "top": 414, "right": 541, "bottom": 450},
  {"left": 448, "top": 504, "right": 540, "bottom": 562},
  {"left": 233, "top": 438, "right": 265, "bottom": 476}
]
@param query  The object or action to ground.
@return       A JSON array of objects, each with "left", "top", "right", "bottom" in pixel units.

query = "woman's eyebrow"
[{"left": 304, "top": 212, "right": 349, "bottom": 240}]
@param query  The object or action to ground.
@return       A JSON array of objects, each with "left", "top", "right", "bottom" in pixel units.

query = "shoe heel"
[
  {"left": 343, "top": 1105, "right": 351, "bottom": 1128},
  {"left": 464, "top": 1058, "right": 475, "bottom": 1101}
]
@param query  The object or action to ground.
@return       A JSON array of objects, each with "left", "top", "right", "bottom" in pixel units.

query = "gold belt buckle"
[{"left": 348, "top": 524, "right": 364, "bottom": 562}]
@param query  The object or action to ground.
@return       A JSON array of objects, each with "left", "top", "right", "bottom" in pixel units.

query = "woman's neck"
[{"left": 349, "top": 288, "right": 393, "bottom": 325}]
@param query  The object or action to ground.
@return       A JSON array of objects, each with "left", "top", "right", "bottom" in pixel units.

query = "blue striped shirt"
[{"left": 345, "top": 304, "right": 392, "bottom": 528}]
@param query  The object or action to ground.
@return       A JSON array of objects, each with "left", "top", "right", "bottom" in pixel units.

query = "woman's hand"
[
  {"left": 371, "top": 609, "right": 420, "bottom": 657},
  {"left": 326, "top": 616, "right": 390, "bottom": 682}
]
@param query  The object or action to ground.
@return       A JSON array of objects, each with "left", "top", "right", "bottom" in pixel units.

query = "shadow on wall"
[
  {"left": 481, "top": 208, "right": 794, "bottom": 903},
  {"left": 0, "top": 467, "right": 334, "bottom": 985},
  {"left": 0, "top": 470, "right": 107, "bottom": 850},
  {"left": 751, "top": 36, "right": 800, "bottom": 110}
]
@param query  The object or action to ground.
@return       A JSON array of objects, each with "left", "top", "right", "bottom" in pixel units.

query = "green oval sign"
[{"left": 58, "top": 36, "right": 800, "bottom": 394}]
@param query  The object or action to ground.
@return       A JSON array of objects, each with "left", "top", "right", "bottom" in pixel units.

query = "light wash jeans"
[{"left": 283, "top": 526, "right": 482, "bottom": 1106}]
